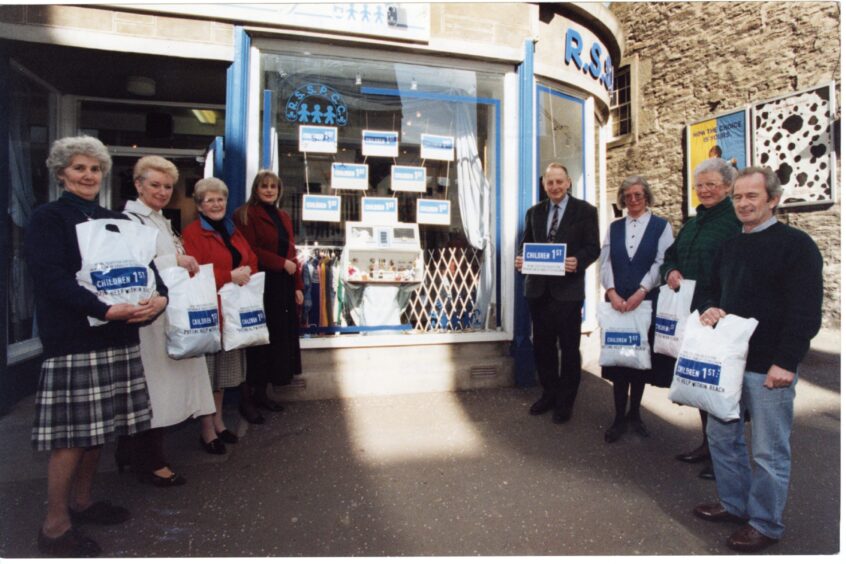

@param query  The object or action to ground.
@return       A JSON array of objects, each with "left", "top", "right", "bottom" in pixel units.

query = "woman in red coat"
[
  {"left": 183, "top": 177, "right": 259, "bottom": 454},
  {"left": 234, "top": 170, "right": 303, "bottom": 420}
]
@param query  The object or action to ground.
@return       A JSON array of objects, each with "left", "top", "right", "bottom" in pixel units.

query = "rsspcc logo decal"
[{"left": 286, "top": 83, "right": 348, "bottom": 126}]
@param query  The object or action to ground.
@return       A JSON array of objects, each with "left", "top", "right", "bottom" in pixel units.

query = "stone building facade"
[{"left": 607, "top": 1, "right": 841, "bottom": 327}]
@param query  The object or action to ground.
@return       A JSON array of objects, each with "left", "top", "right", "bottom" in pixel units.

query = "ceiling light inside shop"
[
  {"left": 410, "top": 78, "right": 418, "bottom": 91},
  {"left": 126, "top": 76, "right": 156, "bottom": 97},
  {"left": 355, "top": 73, "right": 362, "bottom": 86},
  {"left": 192, "top": 109, "right": 218, "bottom": 125}
]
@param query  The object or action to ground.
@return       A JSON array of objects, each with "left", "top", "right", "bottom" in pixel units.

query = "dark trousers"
[{"left": 528, "top": 295, "right": 583, "bottom": 410}]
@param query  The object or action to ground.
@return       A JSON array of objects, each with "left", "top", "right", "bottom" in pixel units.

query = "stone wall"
[{"left": 609, "top": 1, "right": 841, "bottom": 327}]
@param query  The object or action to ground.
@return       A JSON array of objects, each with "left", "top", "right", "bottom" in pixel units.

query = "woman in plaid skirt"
[{"left": 24, "top": 136, "right": 168, "bottom": 557}]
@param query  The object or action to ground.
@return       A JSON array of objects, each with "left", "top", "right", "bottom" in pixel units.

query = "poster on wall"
[
  {"left": 752, "top": 83, "right": 836, "bottom": 207},
  {"left": 391, "top": 165, "right": 427, "bottom": 192},
  {"left": 420, "top": 134, "right": 455, "bottom": 161},
  {"left": 416, "top": 199, "right": 451, "bottom": 226},
  {"left": 685, "top": 107, "right": 750, "bottom": 216},
  {"left": 302, "top": 194, "right": 341, "bottom": 222},
  {"left": 299, "top": 125, "right": 338, "bottom": 153},
  {"left": 362, "top": 130, "right": 399, "bottom": 157},
  {"left": 331, "top": 163, "right": 369, "bottom": 190},
  {"left": 361, "top": 197, "right": 399, "bottom": 224}
]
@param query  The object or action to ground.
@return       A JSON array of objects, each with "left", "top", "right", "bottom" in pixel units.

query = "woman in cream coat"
[{"left": 119, "top": 156, "right": 216, "bottom": 485}]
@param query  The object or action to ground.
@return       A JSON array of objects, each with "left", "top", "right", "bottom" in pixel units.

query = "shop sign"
[
  {"left": 390, "top": 166, "right": 426, "bottom": 192},
  {"left": 420, "top": 134, "right": 455, "bottom": 161},
  {"left": 299, "top": 125, "right": 338, "bottom": 153},
  {"left": 563, "top": 27, "right": 614, "bottom": 92},
  {"left": 286, "top": 83, "right": 348, "bottom": 126},
  {"left": 362, "top": 130, "right": 399, "bottom": 157},
  {"left": 302, "top": 194, "right": 341, "bottom": 222},
  {"left": 522, "top": 243, "right": 567, "bottom": 276},
  {"left": 416, "top": 199, "right": 451, "bottom": 226},
  {"left": 331, "top": 163, "right": 369, "bottom": 190},
  {"left": 117, "top": 4, "right": 430, "bottom": 42},
  {"left": 361, "top": 197, "right": 399, "bottom": 224}
]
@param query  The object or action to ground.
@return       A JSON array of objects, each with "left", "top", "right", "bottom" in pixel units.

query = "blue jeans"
[{"left": 706, "top": 370, "right": 797, "bottom": 539}]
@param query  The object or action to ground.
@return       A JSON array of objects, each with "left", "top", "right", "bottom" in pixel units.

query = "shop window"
[
  {"left": 536, "top": 85, "right": 586, "bottom": 199},
  {"left": 259, "top": 51, "right": 503, "bottom": 335},
  {"left": 609, "top": 58, "right": 638, "bottom": 145},
  {"left": 6, "top": 65, "right": 53, "bottom": 363}
]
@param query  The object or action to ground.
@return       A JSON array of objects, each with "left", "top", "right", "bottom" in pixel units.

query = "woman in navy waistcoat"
[{"left": 599, "top": 176, "right": 675, "bottom": 443}]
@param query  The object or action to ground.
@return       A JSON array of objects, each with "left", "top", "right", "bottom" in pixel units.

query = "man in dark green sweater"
[{"left": 692, "top": 167, "right": 823, "bottom": 553}]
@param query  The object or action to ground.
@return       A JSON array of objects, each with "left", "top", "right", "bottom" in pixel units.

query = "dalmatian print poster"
[{"left": 752, "top": 84, "right": 836, "bottom": 207}]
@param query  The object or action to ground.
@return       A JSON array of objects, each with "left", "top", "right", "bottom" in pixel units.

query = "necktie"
[{"left": 547, "top": 204, "right": 560, "bottom": 242}]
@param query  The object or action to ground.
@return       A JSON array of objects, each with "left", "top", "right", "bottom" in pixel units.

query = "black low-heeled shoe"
[
  {"left": 38, "top": 527, "right": 101, "bottom": 558},
  {"left": 217, "top": 429, "right": 239, "bottom": 444},
  {"left": 604, "top": 420, "right": 627, "bottom": 443},
  {"left": 200, "top": 437, "right": 226, "bottom": 455},
  {"left": 239, "top": 404, "right": 266, "bottom": 425},
  {"left": 139, "top": 471, "right": 187, "bottom": 487},
  {"left": 254, "top": 396, "right": 285, "bottom": 412}
]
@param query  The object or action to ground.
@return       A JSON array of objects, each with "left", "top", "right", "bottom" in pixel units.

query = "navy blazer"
[{"left": 519, "top": 195, "right": 600, "bottom": 302}]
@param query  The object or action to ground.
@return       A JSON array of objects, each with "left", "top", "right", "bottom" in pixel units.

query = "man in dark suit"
[{"left": 515, "top": 162, "right": 600, "bottom": 423}]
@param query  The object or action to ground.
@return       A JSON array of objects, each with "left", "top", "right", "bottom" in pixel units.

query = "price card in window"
[
  {"left": 361, "top": 197, "right": 398, "bottom": 224},
  {"left": 522, "top": 243, "right": 567, "bottom": 276},
  {"left": 302, "top": 194, "right": 341, "bottom": 222},
  {"left": 362, "top": 130, "right": 399, "bottom": 157},
  {"left": 331, "top": 163, "right": 369, "bottom": 190},
  {"left": 420, "top": 134, "right": 455, "bottom": 161},
  {"left": 299, "top": 125, "right": 338, "bottom": 153}
]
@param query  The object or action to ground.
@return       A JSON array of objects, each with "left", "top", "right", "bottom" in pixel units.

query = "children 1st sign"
[{"left": 522, "top": 243, "right": 567, "bottom": 276}]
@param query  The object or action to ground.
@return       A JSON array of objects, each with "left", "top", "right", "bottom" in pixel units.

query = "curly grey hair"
[
  {"left": 616, "top": 175, "right": 655, "bottom": 209},
  {"left": 45, "top": 136, "right": 112, "bottom": 186},
  {"left": 693, "top": 157, "right": 736, "bottom": 187}
]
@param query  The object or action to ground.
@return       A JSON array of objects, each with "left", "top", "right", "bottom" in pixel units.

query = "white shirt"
[
  {"left": 123, "top": 199, "right": 183, "bottom": 271},
  {"left": 546, "top": 195, "right": 570, "bottom": 235},
  {"left": 599, "top": 210, "right": 675, "bottom": 293}
]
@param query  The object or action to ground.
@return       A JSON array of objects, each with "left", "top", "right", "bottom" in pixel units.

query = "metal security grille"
[{"left": 404, "top": 246, "right": 482, "bottom": 332}]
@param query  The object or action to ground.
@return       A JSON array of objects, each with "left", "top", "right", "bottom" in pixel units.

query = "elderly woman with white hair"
[
  {"left": 24, "top": 136, "right": 168, "bottom": 557},
  {"left": 599, "top": 175, "right": 674, "bottom": 443},
  {"left": 660, "top": 158, "right": 741, "bottom": 479},
  {"left": 182, "top": 177, "right": 258, "bottom": 455},
  {"left": 117, "top": 156, "right": 216, "bottom": 486}
]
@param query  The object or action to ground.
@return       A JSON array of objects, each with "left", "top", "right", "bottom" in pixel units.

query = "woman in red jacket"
[
  {"left": 234, "top": 170, "right": 303, "bottom": 420},
  {"left": 183, "top": 177, "right": 259, "bottom": 454}
]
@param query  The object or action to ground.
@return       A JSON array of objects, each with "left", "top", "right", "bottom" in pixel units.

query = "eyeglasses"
[
  {"left": 695, "top": 182, "right": 723, "bottom": 192},
  {"left": 201, "top": 197, "right": 226, "bottom": 205},
  {"left": 624, "top": 193, "right": 645, "bottom": 201}
]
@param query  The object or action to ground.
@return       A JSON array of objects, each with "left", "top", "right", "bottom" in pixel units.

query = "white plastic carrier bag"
[
  {"left": 668, "top": 311, "right": 759, "bottom": 422},
  {"left": 75, "top": 218, "right": 159, "bottom": 327},
  {"left": 159, "top": 264, "right": 221, "bottom": 359},
  {"left": 653, "top": 280, "right": 696, "bottom": 358},
  {"left": 218, "top": 272, "right": 270, "bottom": 351},
  {"left": 598, "top": 301, "right": 653, "bottom": 370}
]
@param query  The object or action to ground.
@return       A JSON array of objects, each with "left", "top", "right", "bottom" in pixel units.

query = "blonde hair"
[{"left": 134, "top": 155, "right": 179, "bottom": 183}]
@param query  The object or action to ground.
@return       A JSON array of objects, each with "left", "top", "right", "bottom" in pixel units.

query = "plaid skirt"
[
  {"left": 32, "top": 344, "right": 152, "bottom": 451},
  {"left": 206, "top": 348, "right": 246, "bottom": 390}
]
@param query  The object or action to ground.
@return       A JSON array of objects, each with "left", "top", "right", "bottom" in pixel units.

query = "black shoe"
[
  {"left": 699, "top": 463, "right": 716, "bottom": 480},
  {"left": 217, "top": 429, "right": 239, "bottom": 444},
  {"left": 553, "top": 405, "right": 573, "bottom": 424},
  {"left": 69, "top": 501, "right": 130, "bottom": 525},
  {"left": 529, "top": 396, "right": 555, "bottom": 416},
  {"left": 675, "top": 446, "right": 711, "bottom": 464},
  {"left": 604, "top": 420, "right": 627, "bottom": 443},
  {"left": 239, "top": 404, "right": 266, "bottom": 425},
  {"left": 627, "top": 415, "right": 650, "bottom": 437},
  {"left": 254, "top": 396, "right": 285, "bottom": 412},
  {"left": 114, "top": 436, "right": 131, "bottom": 474},
  {"left": 38, "top": 527, "right": 101, "bottom": 558},
  {"left": 139, "top": 470, "right": 187, "bottom": 487},
  {"left": 200, "top": 437, "right": 226, "bottom": 455}
]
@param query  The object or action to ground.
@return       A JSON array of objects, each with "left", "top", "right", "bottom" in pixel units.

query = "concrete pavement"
[{"left": 0, "top": 329, "right": 839, "bottom": 557}]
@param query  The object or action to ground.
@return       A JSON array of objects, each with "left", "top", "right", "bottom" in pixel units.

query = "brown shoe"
[
  {"left": 693, "top": 502, "right": 747, "bottom": 524},
  {"left": 727, "top": 524, "right": 779, "bottom": 553}
]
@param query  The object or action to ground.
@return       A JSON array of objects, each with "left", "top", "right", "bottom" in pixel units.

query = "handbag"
[
  {"left": 218, "top": 272, "right": 270, "bottom": 351},
  {"left": 159, "top": 264, "right": 221, "bottom": 359},
  {"left": 597, "top": 301, "right": 653, "bottom": 370},
  {"left": 668, "top": 311, "right": 759, "bottom": 422},
  {"left": 653, "top": 280, "right": 696, "bottom": 358},
  {"left": 75, "top": 218, "right": 158, "bottom": 327}
]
